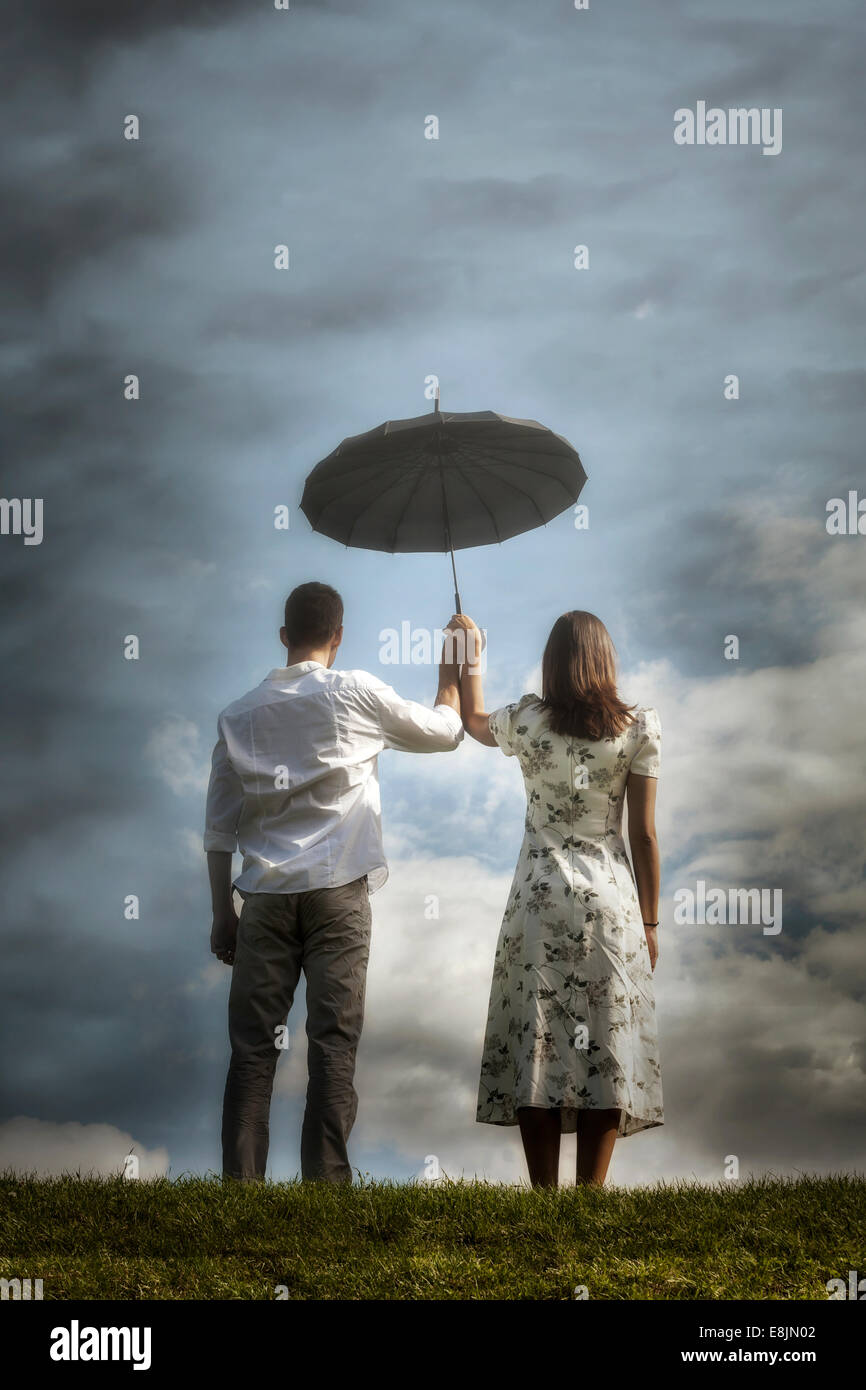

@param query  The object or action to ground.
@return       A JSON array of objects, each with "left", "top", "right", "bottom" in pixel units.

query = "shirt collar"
[{"left": 266, "top": 661, "right": 325, "bottom": 681}]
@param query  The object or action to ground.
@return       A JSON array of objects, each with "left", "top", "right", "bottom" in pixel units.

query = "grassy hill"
[{"left": 1, "top": 1172, "right": 862, "bottom": 1300}]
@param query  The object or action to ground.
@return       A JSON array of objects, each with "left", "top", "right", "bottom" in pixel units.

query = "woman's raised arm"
[{"left": 446, "top": 613, "right": 497, "bottom": 746}]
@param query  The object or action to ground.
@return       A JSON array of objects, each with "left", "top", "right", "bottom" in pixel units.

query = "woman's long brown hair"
[{"left": 538, "top": 611, "right": 635, "bottom": 740}]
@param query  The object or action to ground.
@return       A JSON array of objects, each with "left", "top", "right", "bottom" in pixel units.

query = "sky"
[{"left": 1, "top": 0, "right": 864, "bottom": 1188}]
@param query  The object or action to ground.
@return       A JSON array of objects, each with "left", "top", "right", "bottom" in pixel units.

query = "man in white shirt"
[{"left": 205, "top": 581, "right": 463, "bottom": 1183}]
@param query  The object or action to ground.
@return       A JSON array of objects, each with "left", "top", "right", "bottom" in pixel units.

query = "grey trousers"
[{"left": 221, "top": 876, "right": 372, "bottom": 1183}]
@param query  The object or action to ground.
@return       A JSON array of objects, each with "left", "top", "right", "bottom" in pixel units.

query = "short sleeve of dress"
[
  {"left": 488, "top": 702, "right": 519, "bottom": 757},
  {"left": 629, "top": 706, "right": 661, "bottom": 777}
]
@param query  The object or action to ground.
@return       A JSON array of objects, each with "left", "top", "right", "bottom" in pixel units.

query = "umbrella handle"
[{"left": 449, "top": 544, "right": 462, "bottom": 614}]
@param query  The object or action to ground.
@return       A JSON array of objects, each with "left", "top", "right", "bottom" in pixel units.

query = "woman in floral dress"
[{"left": 452, "top": 609, "right": 663, "bottom": 1188}]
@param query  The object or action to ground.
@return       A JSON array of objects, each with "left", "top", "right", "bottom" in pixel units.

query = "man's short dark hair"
[{"left": 284, "top": 582, "right": 343, "bottom": 648}]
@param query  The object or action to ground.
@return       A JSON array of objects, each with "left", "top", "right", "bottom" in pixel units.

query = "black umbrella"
[{"left": 300, "top": 394, "right": 586, "bottom": 611}]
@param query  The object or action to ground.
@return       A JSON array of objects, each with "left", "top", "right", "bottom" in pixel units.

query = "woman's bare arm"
[
  {"left": 626, "top": 772, "right": 660, "bottom": 970},
  {"left": 447, "top": 614, "right": 497, "bottom": 745}
]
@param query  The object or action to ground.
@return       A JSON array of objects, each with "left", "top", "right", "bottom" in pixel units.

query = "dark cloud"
[
  {"left": 205, "top": 273, "right": 444, "bottom": 341},
  {"left": 6, "top": 0, "right": 254, "bottom": 56},
  {"left": 678, "top": 14, "right": 866, "bottom": 100},
  {"left": 0, "top": 148, "right": 195, "bottom": 313},
  {"left": 785, "top": 368, "right": 866, "bottom": 411},
  {"left": 0, "top": 905, "right": 224, "bottom": 1161}
]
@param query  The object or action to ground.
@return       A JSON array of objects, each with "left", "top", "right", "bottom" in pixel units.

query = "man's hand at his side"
[
  {"left": 207, "top": 850, "right": 239, "bottom": 965},
  {"left": 211, "top": 902, "right": 239, "bottom": 966}
]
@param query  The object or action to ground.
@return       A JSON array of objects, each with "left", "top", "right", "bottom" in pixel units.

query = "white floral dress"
[{"left": 477, "top": 697, "right": 663, "bottom": 1137}]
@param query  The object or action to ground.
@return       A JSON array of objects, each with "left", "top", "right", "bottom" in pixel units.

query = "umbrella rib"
[
  {"left": 310, "top": 448, "right": 427, "bottom": 539},
  {"left": 346, "top": 436, "right": 453, "bottom": 544},
  {"left": 451, "top": 461, "right": 504, "bottom": 543},
  {"left": 386, "top": 452, "right": 430, "bottom": 551},
  {"left": 343, "top": 476, "right": 422, "bottom": 548},
  {"left": 453, "top": 440, "right": 551, "bottom": 525},
  {"left": 313, "top": 456, "right": 419, "bottom": 508},
  {"left": 457, "top": 431, "right": 573, "bottom": 464},
  {"left": 456, "top": 437, "right": 583, "bottom": 499}
]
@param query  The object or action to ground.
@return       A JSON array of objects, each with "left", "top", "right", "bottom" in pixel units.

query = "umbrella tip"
[{"left": 433, "top": 387, "right": 440, "bottom": 414}]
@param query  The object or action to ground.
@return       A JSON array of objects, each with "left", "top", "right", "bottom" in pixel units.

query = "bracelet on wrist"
[{"left": 643, "top": 921, "right": 659, "bottom": 928}]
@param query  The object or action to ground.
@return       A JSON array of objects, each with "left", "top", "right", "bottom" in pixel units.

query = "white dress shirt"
[{"left": 204, "top": 661, "right": 463, "bottom": 894}]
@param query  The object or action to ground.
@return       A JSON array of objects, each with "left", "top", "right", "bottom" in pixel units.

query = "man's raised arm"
[{"left": 360, "top": 626, "right": 463, "bottom": 754}]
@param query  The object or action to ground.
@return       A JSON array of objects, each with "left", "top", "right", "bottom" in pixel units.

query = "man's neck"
[{"left": 282, "top": 647, "right": 333, "bottom": 669}]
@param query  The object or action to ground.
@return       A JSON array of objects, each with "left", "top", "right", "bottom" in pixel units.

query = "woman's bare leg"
[
  {"left": 576, "top": 1108, "right": 620, "bottom": 1185},
  {"left": 517, "top": 1106, "right": 561, "bottom": 1188}
]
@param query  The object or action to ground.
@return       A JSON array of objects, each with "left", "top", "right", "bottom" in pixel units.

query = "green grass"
[{"left": 1, "top": 1173, "right": 863, "bottom": 1300}]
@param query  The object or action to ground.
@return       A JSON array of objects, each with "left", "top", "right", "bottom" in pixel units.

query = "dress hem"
[{"left": 476, "top": 1104, "right": 664, "bottom": 1138}]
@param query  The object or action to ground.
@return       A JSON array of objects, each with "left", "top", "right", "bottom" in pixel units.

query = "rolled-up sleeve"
[
  {"left": 366, "top": 680, "right": 464, "bottom": 753},
  {"left": 203, "top": 719, "right": 244, "bottom": 851}
]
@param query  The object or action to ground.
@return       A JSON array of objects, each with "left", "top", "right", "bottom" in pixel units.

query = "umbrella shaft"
[
  {"left": 449, "top": 544, "right": 462, "bottom": 614},
  {"left": 439, "top": 460, "right": 462, "bottom": 614}
]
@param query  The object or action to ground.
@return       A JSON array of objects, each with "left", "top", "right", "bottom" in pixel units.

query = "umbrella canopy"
[{"left": 300, "top": 397, "right": 586, "bottom": 609}]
